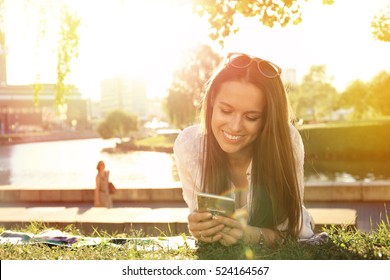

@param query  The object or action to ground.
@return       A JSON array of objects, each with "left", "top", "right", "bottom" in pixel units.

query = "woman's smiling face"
[{"left": 211, "top": 80, "right": 266, "bottom": 159}]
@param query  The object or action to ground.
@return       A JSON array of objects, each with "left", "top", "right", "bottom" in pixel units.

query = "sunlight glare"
[
  {"left": 4, "top": 0, "right": 209, "bottom": 100},
  {"left": 3, "top": 0, "right": 389, "bottom": 100},
  {"left": 73, "top": 0, "right": 209, "bottom": 99}
]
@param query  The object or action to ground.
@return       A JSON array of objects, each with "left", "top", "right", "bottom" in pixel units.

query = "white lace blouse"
[{"left": 174, "top": 124, "right": 315, "bottom": 239}]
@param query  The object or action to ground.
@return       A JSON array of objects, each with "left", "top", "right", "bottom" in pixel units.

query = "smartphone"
[{"left": 196, "top": 192, "right": 235, "bottom": 217}]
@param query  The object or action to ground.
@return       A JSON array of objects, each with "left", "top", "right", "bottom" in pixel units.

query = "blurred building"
[
  {"left": 0, "top": 40, "right": 90, "bottom": 134},
  {"left": 100, "top": 74, "right": 148, "bottom": 120},
  {"left": 0, "top": 84, "right": 89, "bottom": 133}
]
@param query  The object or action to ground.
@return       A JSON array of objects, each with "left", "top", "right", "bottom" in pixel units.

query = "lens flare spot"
[{"left": 245, "top": 247, "right": 254, "bottom": 259}]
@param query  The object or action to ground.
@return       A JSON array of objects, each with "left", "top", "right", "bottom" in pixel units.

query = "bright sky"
[
  {"left": 222, "top": 0, "right": 390, "bottom": 90},
  {"left": 3, "top": 0, "right": 390, "bottom": 100}
]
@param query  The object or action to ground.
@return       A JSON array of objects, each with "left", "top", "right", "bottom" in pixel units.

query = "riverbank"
[
  {"left": 0, "top": 130, "right": 100, "bottom": 145},
  {"left": 301, "top": 120, "right": 390, "bottom": 160},
  {"left": 103, "top": 134, "right": 176, "bottom": 153},
  {"left": 94, "top": 120, "right": 390, "bottom": 161}
]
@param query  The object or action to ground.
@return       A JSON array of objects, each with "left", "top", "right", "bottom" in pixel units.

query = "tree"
[
  {"left": 286, "top": 83, "right": 307, "bottom": 122},
  {"left": 29, "top": 0, "right": 55, "bottom": 105},
  {"left": 369, "top": 71, "right": 390, "bottom": 116},
  {"left": 164, "top": 44, "right": 222, "bottom": 129},
  {"left": 97, "top": 109, "right": 139, "bottom": 142},
  {"left": 193, "top": 0, "right": 334, "bottom": 47},
  {"left": 55, "top": 5, "right": 81, "bottom": 105},
  {"left": 371, "top": 2, "right": 390, "bottom": 42},
  {"left": 24, "top": 1, "right": 80, "bottom": 106},
  {"left": 339, "top": 80, "right": 372, "bottom": 120},
  {"left": 294, "top": 65, "right": 338, "bottom": 122}
]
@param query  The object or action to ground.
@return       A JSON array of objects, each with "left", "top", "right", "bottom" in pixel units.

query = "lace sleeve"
[{"left": 173, "top": 125, "right": 203, "bottom": 212}]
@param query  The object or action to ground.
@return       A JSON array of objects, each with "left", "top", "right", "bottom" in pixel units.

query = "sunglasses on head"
[{"left": 226, "top": 52, "right": 282, "bottom": 79}]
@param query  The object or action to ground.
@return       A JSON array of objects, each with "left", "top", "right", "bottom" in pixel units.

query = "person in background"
[
  {"left": 95, "top": 160, "right": 113, "bottom": 208},
  {"left": 174, "top": 52, "right": 315, "bottom": 247}
]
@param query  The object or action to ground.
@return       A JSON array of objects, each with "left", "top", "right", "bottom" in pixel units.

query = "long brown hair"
[{"left": 200, "top": 56, "right": 302, "bottom": 239}]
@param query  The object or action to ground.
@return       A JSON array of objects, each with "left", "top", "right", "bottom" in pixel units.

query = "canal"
[{"left": 0, "top": 138, "right": 389, "bottom": 188}]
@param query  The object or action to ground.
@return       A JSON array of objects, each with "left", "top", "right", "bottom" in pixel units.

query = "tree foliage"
[
  {"left": 369, "top": 71, "right": 390, "bottom": 115},
  {"left": 28, "top": 0, "right": 54, "bottom": 105},
  {"left": 165, "top": 44, "right": 222, "bottom": 129},
  {"left": 371, "top": 3, "right": 390, "bottom": 42},
  {"left": 339, "top": 80, "right": 371, "bottom": 120},
  {"left": 55, "top": 5, "right": 81, "bottom": 105},
  {"left": 289, "top": 65, "right": 338, "bottom": 122},
  {"left": 23, "top": 1, "right": 80, "bottom": 106},
  {"left": 97, "top": 109, "right": 139, "bottom": 142},
  {"left": 193, "top": 0, "right": 334, "bottom": 47},
  {"left": 194, "top": 0, "right": 389, "bottom": 45},
  {"left": 291, "top": 69, "right": 390, "bottom": 122}
]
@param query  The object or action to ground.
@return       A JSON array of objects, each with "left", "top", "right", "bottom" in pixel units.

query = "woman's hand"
[
  {"left": 212, "top": 211, "right": 283, "bottom": 247},
  {"left": 187, "top": 212, "right": 225, "bottom": 243},
  {"left": 211, "top": 215, "right": 245, "bottom": 246}
]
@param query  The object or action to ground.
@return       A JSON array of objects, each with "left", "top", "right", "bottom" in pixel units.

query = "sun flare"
[
  {"left": 4, "top": 0, "right": 210, "bottom": 100},
  {"left": 3, "top": 0, "right": 390, "bottom": 101}
]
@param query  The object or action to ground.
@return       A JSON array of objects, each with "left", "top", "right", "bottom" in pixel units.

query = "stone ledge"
[
  {"left": 304, "top": 182, "right": 363, "bottom": 202},
  {"left": 304, "top": 181, "right": 390, "bottom": 202},
  {"left": 0, "top": 188, "right": 184, "bottom": 203},
  {"left": 1, "top": 181, "right": 390, "bottom": 203},
  {"left": 362, "top": 181, "right": 390, "bottom": 201}
]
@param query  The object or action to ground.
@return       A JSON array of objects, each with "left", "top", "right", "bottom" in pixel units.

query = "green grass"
[
  {"left": 135, "top": 135, "right": 175, "bottom": 149},
  {"left": 1, "top": 220, "right": 390, "bottom": 260}
]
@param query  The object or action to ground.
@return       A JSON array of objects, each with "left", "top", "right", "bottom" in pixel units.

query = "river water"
[
  {"left": 0, "top": 138, "right": 179, "bottom": 188},
  {"left": 0, "top": 138, "right": 389, "bottom": 188}
]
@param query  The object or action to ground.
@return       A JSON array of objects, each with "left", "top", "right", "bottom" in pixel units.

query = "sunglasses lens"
[
  {"left": 228, "top": 53, "right": 281, "bottom": 78},
  {"left": 258, "top": 61, "right": 279, "bottom": 78},
  {"left": 229, "top": 54, "right": 252, "bottom": 68}
]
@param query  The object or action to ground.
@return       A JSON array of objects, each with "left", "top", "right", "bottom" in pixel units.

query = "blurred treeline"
[{"left": 164, "top": 45, "right": 390, "bottom": 129}]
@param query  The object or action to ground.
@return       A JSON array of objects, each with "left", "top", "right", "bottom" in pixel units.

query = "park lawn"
[{"left": 1, "top": 220, "right": 389, "bottom": 260}]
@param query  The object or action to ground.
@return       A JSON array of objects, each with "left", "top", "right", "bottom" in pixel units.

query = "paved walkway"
[
  {"left": 305, "top": 201, "right": 390, "bottom": 233},
  {"left": 0, "top": 202, "right": 190, "bottom": 236},
  {"left": 0, "top": 200, "right": 388, "bottom": 235}
]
